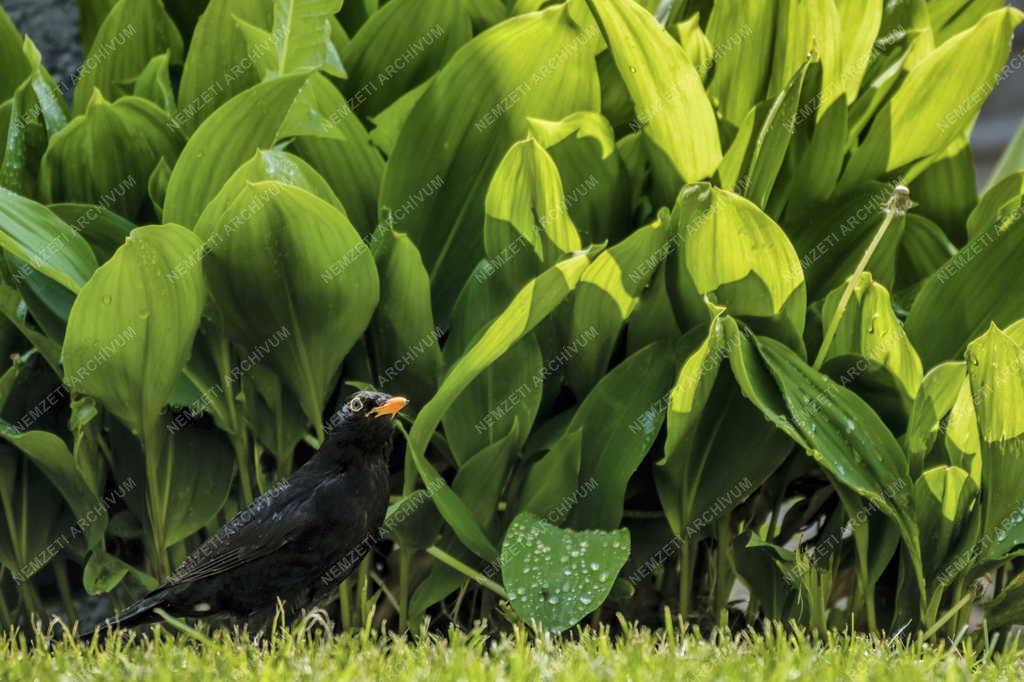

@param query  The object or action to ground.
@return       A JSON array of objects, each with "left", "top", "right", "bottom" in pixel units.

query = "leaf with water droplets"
[{"left": 501, "top": 512, "right": 629, "bottom": 633}]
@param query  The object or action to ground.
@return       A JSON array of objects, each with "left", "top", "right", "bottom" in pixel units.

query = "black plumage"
[{"left": 84, "top": 390, "right": 406, "bottom": 637}]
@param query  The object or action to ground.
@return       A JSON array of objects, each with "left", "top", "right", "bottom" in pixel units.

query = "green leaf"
[
  {"left": 49, "top": 203, "right": 134, "bottom": 265},
  {"left": 585, "top": 0, "right": 721, "bottom": 185},
  {"left": 0, "top": 188, "right": 99, "bottom": 293},
  {"left": 166, "top": 72, "right": 383, "bottom": 234},
  {"left": 501, "top": 512, "right": 629, "bottom": 633},
  {"left": 769, "top": 0, "right": 842, "bottom": 116},
  {"left": 818, "top": 273, "right": 923, "bottom": 418},
  {"left": 718, "top": 60, "right": 808, "bottom": 209},
  {"left": 64, "top": 224, "right": 205, "bottom": 454},
  {"left": 367, "top": 233, "right": 442, "bottom": 409},
  {"left": 906, "top": 204, "right": 1024, "bottom": 368},
  {"left": 202, "top": 182, "right": 379, "bottom": 438},
  {"left": 967, "top": 172, "right": 1024, "bottom": 242},
  {"left": 839, "top": 7, "right": 1024, "bottom": 190},
  {"left": 904, "top": 361, "right": 966, "bottom": 477},
  {"left": 569, "top": 340, "right": 686, "bottom": 530},
  {"left": 133, "top": 52, "right": 177, "bottom": 115},
  {"left": 909, "top": 139, "right": 977, "bottom": 244},
  {"left": 989, "top": 117, "right": 1024, "bottom": 190},
  {"left": 84, "top": 549, "right": 158, "bottom": 594},
  {"left": 965, "top": 325, "right": 1024, "bottom": 559},
  {"left": 41, "top": 94, "right": 184, "bottom": 220},
  {"left": 341, "top": 0, "right": 476, "bottom": 117},
  {"left": 835, "top": 0, "right": 883, "bottom": 103},
  {"left": 0, "top": 8, "right": 31, "bottom": 102},
  {"left": 71, "top": 0, "right": 184, "bottom": 115},
  {"left": 237, "top": 0, "right": 345, "bottom": 80},
  {"left": 566, "top": 222, "right": 666, "bottom": 397},
  {"left": 175, "top": 0, "right": 271, "bottom": 134},
  {"left": 405, "top": 252, "right": 592, "bottom": 557},
  {"left": 379, "top": 2, "right": 600, "bottom": 314},
  {"left": 914, "top": 465, "right": 977, "bottom": 580},
  {"left": 704, "top": 0, "right": 774, "bottom": 129},
  {"left": 0, "top": 422, "right": 106, "bottom": 550},
  {"left": 753, "top": 334, "right": 922, "bottom": 593},
  {"left": 666, "top": 184, "right": 807, "bottom": 351},
  {"left": 519, "top": 428, "right": 583, "bottom": 524},
  {"left": 194, "top": 149, "right": 345, "bottom": 237}
]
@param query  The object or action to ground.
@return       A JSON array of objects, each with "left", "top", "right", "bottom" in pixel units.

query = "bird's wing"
[{"left": 165, "top": 479, "right": 313, "bottom": 586}]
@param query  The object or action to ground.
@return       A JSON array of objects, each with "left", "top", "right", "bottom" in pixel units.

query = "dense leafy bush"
[{"left": 0, "top": 0, "right": 1023, "bottom": 638}]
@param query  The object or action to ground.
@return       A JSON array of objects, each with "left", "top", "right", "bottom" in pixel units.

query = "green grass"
[{"left": 1, "top": 621, "right": 1023, "bottom": 681}]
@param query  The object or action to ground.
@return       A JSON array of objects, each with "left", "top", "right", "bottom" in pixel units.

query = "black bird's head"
[{"left": 323, "top": 390, "right": 408, "bottom": 459}]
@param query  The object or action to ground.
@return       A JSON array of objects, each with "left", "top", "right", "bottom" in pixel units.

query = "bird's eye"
[{"left": 348, "top": 397, "right": 364, "bottom": 412}]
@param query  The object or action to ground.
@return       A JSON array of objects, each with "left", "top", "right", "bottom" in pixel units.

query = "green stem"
[
  {"left": 425, "top": 546, "right": 508, "bottom": 599},
  {"left": 358, "top": 555, "right": 371, "bottom": 626},
  {"left": 813, "top": 185, "right": 912, "bottom": 370},
  {"left": 922, "top": 588, "right": 976, "bottom": 641},
  {"left": 678, "top": 540, "right": 694, "bottom": 621},
  {"left": 15, "top": 579, "right": 43, "bottom": 622},
  {"left": 713, "top": 518, "right": 734, "bottom": 619},
  {"left": 398, "top": 548, "right": 412, "bottom": 632},
  {"left": 232, "top": 430, "right": 255, "bottom": 506},
  {"left": 54, "top": 559, "right": 77, "bottom": 624},
  {"left": 338, "top": 579, "right": 353, "bottom": 631}
]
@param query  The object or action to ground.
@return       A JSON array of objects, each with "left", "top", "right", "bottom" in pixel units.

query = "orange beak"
[{"left": 369, "top": 396, "right": 409, "bottom": 419}]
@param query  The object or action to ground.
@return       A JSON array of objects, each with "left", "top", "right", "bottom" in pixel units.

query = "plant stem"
[
  {"left": 813, "top": 185, "right": 913, "bottom": 370},
  {"left": 922, "top": 588, "right": 976, "bottom": 641},
  {"left": 398, "top": 548, "right": 412, "bottom": 632},
  {"left": 54, "top": 560, "right": 77, "bottom": 624},
  {"left": 338, "top": 579, "right": 353, "bottom": 631},
  {"left": 678, "top": 540, "right": 694, "bottom": 621},
  {"left": 425, "top": 546, "right": 508, "bottom": 599}
]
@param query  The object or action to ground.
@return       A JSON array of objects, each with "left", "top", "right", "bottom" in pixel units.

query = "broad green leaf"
[
  {"left": 904, "top": 361, "right": 966, "bottom": 476},
  {"left": 769, "top": 0, "right": 843, "bottom": 115},
  {"left": 166, "top": 72, "right": 383, "bottom": 233},
  {"left": 0, "top": 447, "right": 64, "bottom": 576},
  {"left": 176, "top": 0, "right": 272, "bottom": 133},
  {"left": 379, "top": 2, "right": 600, "bottom": 315},
  {"left": 406, "top": 252, "right": 592, "bottom": 557},
  {"left": 519, "top": 428, "right": 583, "bottom": 524},
  {"left": 236, "top": 0, "right": 345, "bottom": 80},
  {"left": 367, "top": 233, "right": 442, "bottom": 410},
  {"left": 41, "top": 94, "right": 184, "bottom": 220},
  {"left": 835, "top": 0, "right": 883, "bottom": 102},
  {"left": 501, "top": 512, "right": 629, "bottom": 633},
  {"left": 718, "top": 61, "right": 808, "bottom": 208},
  {"left": 666, "top": 184, "right": 807, "bottom": 351},
  {"left": 133, "top": 52, "right": 177, "bottom": 115},
  {"left": 0, "top": 422, "right": 106, "bottom": 550},
  {"left": 0, "top": 285, "right": 63, "bottom": 372},
  {"left": 965, "top": 325, "right": 1024, "bottom": 559},
  {"left": 84, "top": 549, "right": 158, "bottom": 594},
  {"left": 202, "top": 182, "right": 379, "bottom": 438},
  {"left": 895, "top": 214, "right": 957, "bottom": 293},
  {"left": 585, "top": 0, "right": 721, "bottom": 185},
  {"left": 0, "top": 188, "right": 98, "bottom": 293},
  {"left": 0, "top": 8, "right": 31, "bottom": 102},
  {"left": 526, "top": 112, "right": 630, "bottom": 245},
  {"left": 63, "top": 223, "right": 204, "bottom": 437},
  {"left": 818, "top": 273, "right": 923, "bottom": 418},
  {"left": 194, "top": 149, "right": 344, "bottom": 238},
  {"left": 989, "top": 117, "right": 1024, "bottom": 190},
  {"left": 705, "top": 0, "right": 775, "bottom": 129},
  {"left": 565, "top": 222, "right": 666, "bottom": 397},
  {"left": 367, "top": 79, "right": 432, "bottom": 156},
  {"left": 906, "top": 204, "right": 1024, "bottom": 368},
  {"left": 909, "top": 139, "right": 977, "bottom": 244},
  {"left": 914, "top": 465, "right": 977, "bottom": 580},
  {"left": 71, "top": 0, "right": 185, "bottom": 115},
  {"left": 944, "top": 376, "right": 982, "bottom": 487},
  {"left": 483, "top": 138, "right": 582, "bottom": 299},
  {"left": 986, "top": 571, "right": 1024, "bottom": 629},
  {"left": 569, "top": 340, "right": 686, "bottom": 530},
  {"left": 50, "top": 203, "right": 134, "bottom": 265},
  {"left": 753, "top": 334, "right": 922, "bottom": 593},
  {"left": 656, "top": 316, "right": 792, "bottom": 539},
  {"left": 967, "top": 172, "right": 1024, "bottom": 241},
  {"left": 341, "top": 0, "right": 477, "bottom": 117},
  {"left": 840, "top": 7, "right": 1023, "bottom": 190}
]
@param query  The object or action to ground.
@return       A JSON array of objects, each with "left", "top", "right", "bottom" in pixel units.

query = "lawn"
[{"left": 2, "top": 623, "right": 1023, "bottom": 682}]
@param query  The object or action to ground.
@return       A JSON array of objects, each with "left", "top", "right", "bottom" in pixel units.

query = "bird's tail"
[{"left": 77, "top": 591, "right": 167, "bottom": 642}]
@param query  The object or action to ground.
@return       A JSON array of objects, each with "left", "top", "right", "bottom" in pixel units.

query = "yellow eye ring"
[{"left": 348, "top": 397, "right": 364, "bottom": 412}]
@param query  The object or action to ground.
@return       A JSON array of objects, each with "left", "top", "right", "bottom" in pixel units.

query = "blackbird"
[{"left": 83, "top": 390, "right": 407, "bottom": 637}]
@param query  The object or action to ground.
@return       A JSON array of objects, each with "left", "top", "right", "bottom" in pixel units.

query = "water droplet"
[{"left": 102, "top": 295, "right": 112, "bottom": 305}]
